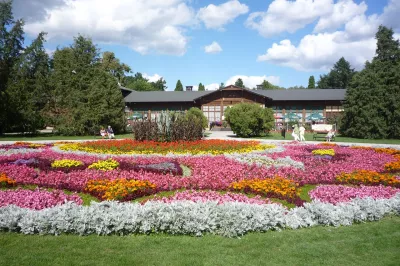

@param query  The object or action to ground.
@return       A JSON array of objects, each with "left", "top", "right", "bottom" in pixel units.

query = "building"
[{"left": 123, "top": 85, "right": 346, "bottom": 125}]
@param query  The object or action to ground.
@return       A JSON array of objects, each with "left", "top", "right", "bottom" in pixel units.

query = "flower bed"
[
  {"left": 59, "top": 139, "right": 276, "bottom": 155},
  {"left": 0, "top": 188, "right": 82, "bottom": 210},
  {"left": 0, "top": 140, "right": 399, "bottom": 237}
]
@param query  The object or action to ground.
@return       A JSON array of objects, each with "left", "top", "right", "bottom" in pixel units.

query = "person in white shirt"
[
  {"left": 326, "top": 130, "right": 334, "bottom": 142},
  {"left": 299, "top": 125, "right": 305, "bottom": 142}
]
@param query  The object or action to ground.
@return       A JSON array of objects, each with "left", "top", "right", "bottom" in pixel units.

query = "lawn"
[{"left": 0, "top": 216, "right": 399, "bottom": 266}]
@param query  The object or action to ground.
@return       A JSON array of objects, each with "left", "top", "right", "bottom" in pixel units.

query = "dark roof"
[
  {"left": 255, "top": 89, "right": 346, "bottom": 101},
  {"left": 123, "top": 86, "right": 346, "bottom": 103},
  {"left": 124, "top": 89, "right": 211, "bottom": 103}
]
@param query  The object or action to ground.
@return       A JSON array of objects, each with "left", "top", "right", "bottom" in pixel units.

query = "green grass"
[
  {"left": 257, "top": 132, "right": 400, "bottom": 144},
  {"left": 0, "top": 216, "right": 399, "bottom": 266},
  {"left": 0, "top": 134, "right": 133, "bottom": 141}
]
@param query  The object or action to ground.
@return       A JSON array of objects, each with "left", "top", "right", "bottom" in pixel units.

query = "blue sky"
[{"left": 14, "top": 0, "right": 400, "bottom": 90}]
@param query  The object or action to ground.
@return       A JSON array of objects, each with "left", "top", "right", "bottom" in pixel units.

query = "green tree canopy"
[
  {"left": 234, "top": 78, "right": 244, "bottom": 88},
  {"left": 100, "top": 51, "right": 131, "bottom": 85},
  {"left": 0, "top": 0, "right": 24, "bottom": 133},
  {"left": 151, "top": 78, "right": 167, "bottom": 91},
  {"left": 185, "top": 107, "right": 208, "bottom": 129},
  {"left": 340, "top": 26, "right": 400, "bottom": 139},
  {"left": 317, "top": 57, "right": 356, "bottom": 89},
  {"left": 175, "top": 79, "right": 183, "bottom": 91},
  {"left": 198, "top": 82, "right": 205, "bottom": 91},
  {"left": 219, "top": 82, "right": 225, "bottom": 89},
  {"left": 225, "top": 103, "right": 274, "bottom": 137},
  {"left": 257, "top": 79, "right": 282, "bottom": 90},
  {"left": 308, "top": 76, "right": 315, "bottom": 89}
]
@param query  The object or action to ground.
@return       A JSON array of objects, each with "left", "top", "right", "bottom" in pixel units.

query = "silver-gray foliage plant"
[{"left": 0, "top": 194, "right": 399, "bottom": 237}]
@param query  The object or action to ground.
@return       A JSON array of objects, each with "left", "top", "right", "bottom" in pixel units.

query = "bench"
[{"left": 312, "top": 124, "right": 336, "bottom": 141}]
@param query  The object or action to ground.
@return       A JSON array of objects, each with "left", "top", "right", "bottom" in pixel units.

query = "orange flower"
[
  {"left": 0, "top": 173, "right": 16, "bottom": 187},
  {"left": 336, "top": 170, "right": 399, "bottom": 187}
]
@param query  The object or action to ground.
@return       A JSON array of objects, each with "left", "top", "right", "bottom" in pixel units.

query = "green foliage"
[
  {"left": 219, "top": 82, "right": 225, "bottom": 89},
  {"left": 258, "top": 80, "right": 282, "bottom": 90},
  {"left": 341, "top": 26, "right": 400, "bottom": 139},
  {"left": 225, "top": 103, "right": 274, "bottom": 137},
  {"left": 287, "top": 85, "right": 306, "bottom": 90},
  {"left": 185, "top": 107, "right": 208, "bottom": 129},
  {"left": 198, "top": 83, "right": 205, "bottom": 91},
  {"left": 6, "top": 32, "right": 49, "bottom": 133},
  {"left": 0, "top": 1, "right": 24, "bottom": 133},
  {"left": 234, "top": 78, "right": 244, "bottom": 88},
  {"left": 100, "top": 51, "right": 131, "bottom": 85},
  {"left": 317, "top": 57, "right": 356, "bottom": 89},
  {"left": 308, "top": 76, "right": 315, "bottom": 89},
  {"left": 44, "top": 35, "right": 125, "bottom": 135},
  {"left": 175, "top": 80, "right": 183, "bottom": 91},
  {"left": 151, "top": 78, "right": 167, "bottom": 91}
]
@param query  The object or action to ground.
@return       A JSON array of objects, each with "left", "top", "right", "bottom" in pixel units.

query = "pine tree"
[
  {"left": 175, "top": 80, "right": 183, "bottom": 91},
  {"left": 198, "top": 83, "right": 205, "bottom": 91},
  {"left": 7, "top": 32, "right": 50, "bottom": 133},
  {"left": 235, "top": 78, "right": 244, "bottom": 88},
  {"left": 0, "top": 1, "right": 24, "bottom": 133},
  {"left": 317, "top": 57, "right": 355, "bottom": 89},
  {"left": 340, "top": 26, "right": 400, "bottom": 139},
  {"left": 308, "top": 76, "right": 315, "bottom": 89}
]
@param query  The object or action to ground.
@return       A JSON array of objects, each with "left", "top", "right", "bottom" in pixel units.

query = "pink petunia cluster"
[
  {"left": 0, "top": 188, "right": 83, "bottom": 210},
  {"left": 309, "top": 184, "right": 400, "bottom": 204},
  {"left": 149, "top": 190, "right": 272, "bottom": 205}
]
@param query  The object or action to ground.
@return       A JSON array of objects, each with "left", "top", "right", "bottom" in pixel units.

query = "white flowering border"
[{"left": 1, "top": 194, "right": 399, "bottom": 237}]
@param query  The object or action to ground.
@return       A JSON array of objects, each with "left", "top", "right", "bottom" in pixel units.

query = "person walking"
[
  {"left": 299, "top": 124, "right": 306, "bottom": 142},
  {"left": 292, "top": 124, "right": 300, "bottom": 141}
]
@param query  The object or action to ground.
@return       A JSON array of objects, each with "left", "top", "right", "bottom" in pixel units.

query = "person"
[
  {"left": 291, "top": 125, "right": 300, "bottom": 141},
  {"left": 100, "top": 127, "right": 107, "bottom": 139},
  {"left": 107, "top": 125, "right": 115, "bottom": 139},
  {"left": 326, "top": 130, "right": 334, "bottom": 142},
  {"left": 299, "top": 124, "right": 305, "bottom": 142}
]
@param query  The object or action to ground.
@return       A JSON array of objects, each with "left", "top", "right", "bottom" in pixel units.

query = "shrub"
[
  {"left": 224, "top": 103, "right": 274, "bottom": 137},
  {"left": 131, "top": 120, "right": 159, "bottom": 141},
  {"left": 185, "top": 107, "right": 208, "bottom": 129}
]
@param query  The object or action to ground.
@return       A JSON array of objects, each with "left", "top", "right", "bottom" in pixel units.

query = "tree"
[
  {"left": 287, "top": 85, "right": 307, "bottom": 90},
  {"left": 224, "top": 103, "right": 274, "bottom": 137},
  {"left": 100, "top": 51, "right": 131, "bottom": 85},
  {"left": 151, "top": 78, "right": 167, "bottom": 91},
  {"left": 317, "top": 57, "right": 356, "bottom": 89},
  {"left": 258, "top": 79, "right": 282, "bottom": 90},
  {"left": 219, "top": 82, "right": 225, "bottom": 89},
  {"left": 198, "top": 82, "right": 205, "bottom": 91},
  {"left": 340, "top": 26, "right": 400, "bottom": 139},
  {"left": 0, "top": 0, "right": 24, "bottom": 133},
  {"left": 175, "top": 79, "right": 183, "bottom": 91},
  {"left": 308, "top": 76, "right": 315, "bottom": 89},
  {"left": 6, "top": 32, "right": 50, "bottom": 133},
  {"left": 234, "top": 78, "right": 244, "bottom": 88},
  {"left": 45, "top": 35, "right": 125, "bottom": 135}
]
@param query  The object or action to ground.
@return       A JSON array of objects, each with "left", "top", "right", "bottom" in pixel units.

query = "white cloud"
[
  {"left": 205, "top": 83, "right": 220, "bottom": 91},
  {"left": 256, "top": 0, "right": 400, "bottom": 71},
  {"left": 225, "top": 75, "right": 280, "bottom": 88},
  {"left": 381, "top": 0, "right": 400, "bottom": 32},
  {"left": 143, "top": 73, "right": 162, "bottom": 82},
  {"left": 197, "top": 0, "right": 249, "bottom": 30},
  {"left": 314, "top": 0, "right": 367, "bottom": 32},
  {"left": 204, "top": 41, "right": 222, "bottom": 53},
  {"left": 246, "top": 0, "right": 332, "bottom": 37},
  {"left": 22, "top": 0, "right": 195, "bottom": 55}
]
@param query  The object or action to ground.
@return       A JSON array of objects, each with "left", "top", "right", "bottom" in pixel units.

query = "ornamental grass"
[
  {"left": 0, "top": 173, "right": 16, "bottom": 187},
  {"left": 60, "top": 139, "right": 276, "bottom": 155},
  {"left": 230, "top": 176, "right": 301, "bottom": 203},
  {"left": 85, "top": 179, "right": 156, "bottom": 201},
  {"left": 88, "top": 158, "right": 119, "bottom": 171},
  {"left": 336, "top": 170, "right": 400, "bottom": 187}
]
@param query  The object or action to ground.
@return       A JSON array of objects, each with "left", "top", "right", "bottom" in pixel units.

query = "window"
[{"left": 202, "top": 106, "right": 209, "bottom": 111}]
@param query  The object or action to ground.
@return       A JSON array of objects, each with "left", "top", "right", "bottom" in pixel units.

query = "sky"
[{"left": 11, "top": 0, "right": 400, "bottom": 91}]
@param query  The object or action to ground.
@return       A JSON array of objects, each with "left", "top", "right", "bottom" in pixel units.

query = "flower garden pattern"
[{"left": 0, "top": 140, "right": 399, "bottom": 237}]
